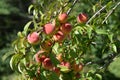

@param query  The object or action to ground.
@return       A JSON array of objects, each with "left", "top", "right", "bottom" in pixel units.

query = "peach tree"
[{"left": 10, "top": 0, "right": 120, "bottom": 80}]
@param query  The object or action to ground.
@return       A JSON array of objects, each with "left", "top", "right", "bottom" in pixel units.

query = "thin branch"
[
  {"left": 102, "top": 1, "right": 120, "bottom": 24},
  {"left": 86, "top": 5, "right": 106, "bottom": 25},
  {"left": 67, "top": 0, "right": 79, "bottom": 15},
  {"left": 85, "top": 53, "right": 118, "bottom": 66}
]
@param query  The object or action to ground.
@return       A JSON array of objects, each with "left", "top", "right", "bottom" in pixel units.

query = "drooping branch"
[
  {"left": 85, "top": 53, "right": 119, "bottom": 66},
  {"left": 102, "top": 1, "right": 120, "bottom": 24},
  {"left": 86, "top": 5, "right": 106, "bottom": 25},
  {"left": 67, "top": 0, "right": 79, "bottom": 15}
]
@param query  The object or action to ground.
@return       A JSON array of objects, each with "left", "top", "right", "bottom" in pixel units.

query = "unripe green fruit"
[
  {"left": 27, "top": 32, "right": 40, "bottom": 45},
  {"left": 77, "top": 13, "right": 88, "bottom": 24},
  {"left": 43, "top": 23, "right": 55, "bottom": 35},
  {"left": 58, "top": 13, "right": 68, "bottom": 23}
]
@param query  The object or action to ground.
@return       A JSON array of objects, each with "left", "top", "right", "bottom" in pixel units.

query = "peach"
[
  {"left": 77, "top": 13, "right": 88, "bottom": 24},
  {"left": 43, "top": 23, "right": 55, "bottom": 35},
  {"left": 60, "top": 61, "right": 71, "bottom": 73},
  {"left": 53, "top": 31, "right": 65, "bottom": 42},
  {"left": 42, "top": 58, "right": 53, "bottom": 70},
  {"left": 73, "top": 63, "right": 83, "bottom": 72},
  {"left": 60, "top": 23, "right": 72, "bottom": 34},
  {"left": 60, "top": 61, "right": 71, "bottom": 69},
  {"left": 58, "top": 13, "right": 68, "bottom": 23},
  {"left": 52, "top": 67, "right": 60, "bottom": 75},
  {"left": 35, "top": 50, "right": 46, "bottom": 63},
  {"left": 27, "top": 32, "right": 40, "bottom": 45}
]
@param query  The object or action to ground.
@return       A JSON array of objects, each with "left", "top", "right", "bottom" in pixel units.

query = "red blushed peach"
[
  {"left": 52, "top": 67, "right": 60, "bottom": 75},
  {"left": 42, "top": 58, "right": 53, "bottom": 70},
  {"left": 60, "top": 61, "right": 71, "bottom": 73},
  {"left": 43, "top": 23, "right": 55, "bottom": 35},
  {"left": 60, "top": 23, "right": 72, "bottom": 34},
  {"left": 53, "top": 31, "right": 65, "bottom": 42},
  {"left": 58, "top": 13, "right": 68, "bottom": 23},
  {"left": 35, "top": 50, "right": 46, "bottom": 63},
  {"left": 73, "top": 63, "right": 83, "bottom": 72},
  {"left": 60, "top": 61, "right": 71, "bottom": 69},
  {"left": 27, "top": 32, "right": 40, "bottom": 45},
  {"left": 77, "top": 13, "right": 88, "bottom": 24}
]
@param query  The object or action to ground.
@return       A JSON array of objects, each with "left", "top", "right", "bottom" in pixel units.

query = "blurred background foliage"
[
  {"left": 0, "top": 0, "right": 120, "bottom": 80},
  {"left": 0, "top": 0, "right": 32, "bottom": 80}
]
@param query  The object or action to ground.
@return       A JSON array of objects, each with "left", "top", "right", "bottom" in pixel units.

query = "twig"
[
  {"left": 86, "top": 5, "right": 106, "bottom": 25},
  {"left": 67, "top": 0, "right": 79, "bottom": 15},
  {"left": 85, "top": 53, "right": 118, "bottom": 66},
  {"left": 102, "top": 1, "right": 120, "bottom": 24}
]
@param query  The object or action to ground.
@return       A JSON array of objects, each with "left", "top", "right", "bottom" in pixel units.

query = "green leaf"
[
  {"left": 49, "top": 53, "right": 60, "bottom": 66},
  {"left": 108, "top": 34, "right": 113, "bottom": 43},
  {"left": 95, "top": 74, "right": 102, "bottom": 80},
  {"left": 10, "top": 53, "right": 24, "bottom": 73},
  {"left": 58, "top": 65, "right": 71, "bottom": 73},
  {"left": 18, "top": 62, "right": 25, "bottom": 73},
  {"left": 108, "top": 57, "right": 120, "bottom": 78},
  {"left": 23, "top": 21, "right": 32, "bottom": 36},
  {"left": 17, "top": 31, "right": 23, "bottom": 37},
  {"left": 28, "top": 4, "right": 34, "bottom": 14},
  {"left": 49, "top": 72, "right": 59, "bottom": 80},
  {"left": 111, "top": 44, "right": 117, "bottom": 53},
  {"left": 86, "top": 26, "right": 93, "bottom": 39},
  {"left": 95, "top": 29, "right": 108, "bottom": 35}
]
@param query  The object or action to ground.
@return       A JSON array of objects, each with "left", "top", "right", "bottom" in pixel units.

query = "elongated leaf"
[
  {"left": 95, "top": 29, "right": 107, "bottom": 35},
  {"left": 28, "top": 4, "right": 34, "bottom": 14},
  {"left": 112, "top": 44, "right": 117, "bottom": 53},
  {"left": 10, "top": 53, "right": 24, "bottom": 73},
  {"left": 23, "top": 21, "right": 32, "bottom": 35}
]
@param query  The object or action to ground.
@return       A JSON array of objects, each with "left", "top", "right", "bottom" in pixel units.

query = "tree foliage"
[{"left": 9, "top": 0, "right": 120, "bottom": 80}]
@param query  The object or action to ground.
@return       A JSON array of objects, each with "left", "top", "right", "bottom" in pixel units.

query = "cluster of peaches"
[{"left": 27, "top": 12, "right": 88, "bottom": 78}]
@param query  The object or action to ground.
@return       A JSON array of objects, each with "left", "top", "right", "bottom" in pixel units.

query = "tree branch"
[
  {"left": 102, "top": 1, "right": 120, "bottom": 24},
  {"left": 86, "top": 5, "right": 106, "bottom": 25},
  {"left": 67, "top": 0, "right": 79, "bottom": 15}
]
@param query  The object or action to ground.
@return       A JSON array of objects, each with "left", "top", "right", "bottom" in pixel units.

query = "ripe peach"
[
  {"left": 42, "top": 58, "right": 53, "bottom": 70},
  {"left": 52, "top": 67, "right": 60, "bottom": 75},
  {"left": 73, "top": 63, "right": 83, "bottom": 72},
  {"left": 60, "top": 61, "right": 71, "bottom": 73},
  {"left": 35, "top": 50, "right": 46, "bottom": 63},
  {"left": 53, "top": 31, "right": 65, "bottom": 42},
  {"left": 61, "top": 61, "right": 71, "bottom": 68},
  {"left": 43, "top": 23, "right": 55, "bottom": 35},
  {"left": 58, "top": 13, "right": 68, "bottom": 23},
  {"left": 77, "top": 13, "right": 88, "bottom": 24},
  {"left": 60, "top": 23, "right": 72, "bottom": 34},
  {"left": 27, "top": 32, "right": 40, "bottom": 45}
]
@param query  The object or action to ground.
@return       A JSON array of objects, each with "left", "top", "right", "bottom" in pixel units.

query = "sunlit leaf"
[{"left": 10, "top": 53, "right": 24, "bottom": 73}]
